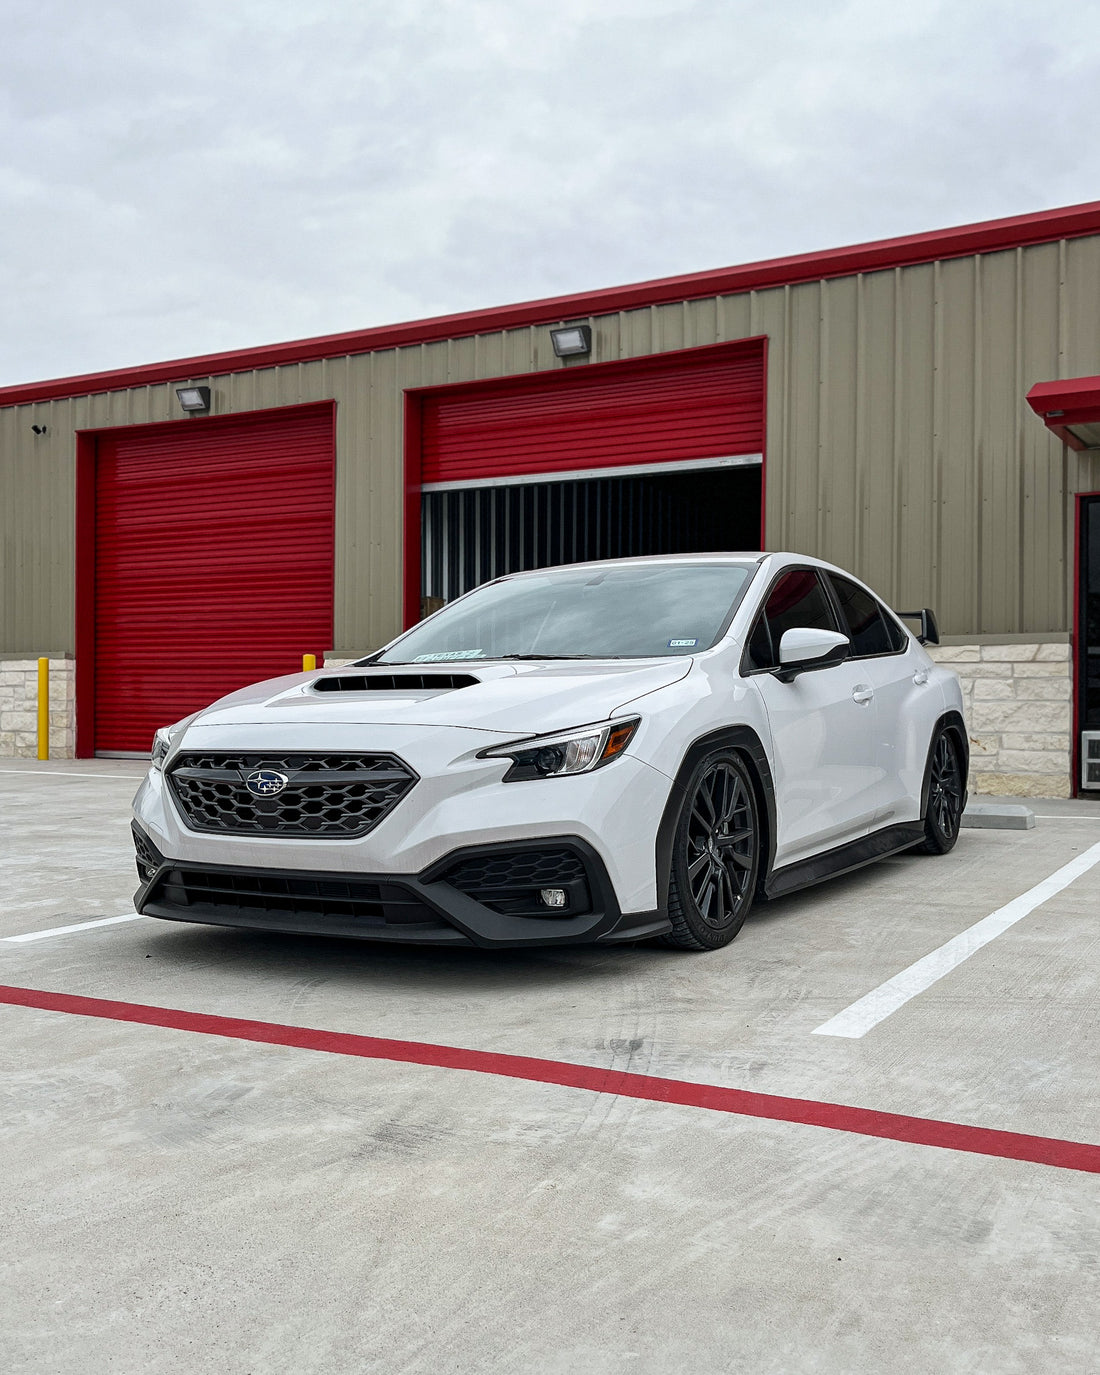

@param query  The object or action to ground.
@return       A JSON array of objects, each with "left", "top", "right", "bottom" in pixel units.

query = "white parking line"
[
  {"left": 3, "top": 913, "right": 147, "bottom": 943},
  {"left": 813, "top": 840, "right": 1100, "bottom": 1039}
]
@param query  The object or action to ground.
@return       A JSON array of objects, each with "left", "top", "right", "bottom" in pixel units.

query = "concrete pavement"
[{"left": 2, "top": 760, "right": 1099, "bottom": 1373}]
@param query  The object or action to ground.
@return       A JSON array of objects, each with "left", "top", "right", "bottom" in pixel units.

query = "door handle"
[
  {"left": 913, "top": 668, "right": 930, "bottom": 685},
  {"left": 852, "top": 684, "right": 874, "bottom": 705}
]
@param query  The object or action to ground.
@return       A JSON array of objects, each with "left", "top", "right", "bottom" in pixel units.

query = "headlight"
[
  {"left": 150, "top": 721, "right": 187, "bottom": 771},
  {"left": 479, "top": 718, "right": 640, "bottom": 781}
]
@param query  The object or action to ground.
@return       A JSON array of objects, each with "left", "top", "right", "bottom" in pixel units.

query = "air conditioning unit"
[{"left": 1082, "top": 732, "right": 1100, "bottom": 790}]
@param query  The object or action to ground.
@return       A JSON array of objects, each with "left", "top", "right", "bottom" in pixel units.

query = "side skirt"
[{"left": 763, "top": 822, "right": 926, "bottom": 901}]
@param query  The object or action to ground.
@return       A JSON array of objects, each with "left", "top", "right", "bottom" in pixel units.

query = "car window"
[
  {"left": 375, "top": 562, "right": 756, "bottom": 662},
  {"left": 745, "top": 569, "right": 839, "bottom": 672},
  {"left": 827, "top": 575, "right": 900, "bottom": 657},
  {"left": 880, "top": 610, "right": 908, "bottom": 652},
  {"left": 745, "top": 612, "right": 774, "bottom": 671}
]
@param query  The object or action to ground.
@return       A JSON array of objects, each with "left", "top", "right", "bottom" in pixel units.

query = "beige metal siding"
[
  {"left": 759, "top": 239, "right": 1098, "bottom": 636},
  {"left": 3, "top": 234, "right": 1100, "bottom": 658},
  {"left": 1, "top": 398, "right": 76, "bottom": 654}
]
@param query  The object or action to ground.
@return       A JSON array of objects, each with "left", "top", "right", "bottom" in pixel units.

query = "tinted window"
[
  {"left": 375, "top": 562, "right": 755, "bottom": 662},
  {"left": 829, "top": 576, "right": 899, "bottom": 657},
  {"left": 745, "top": 613, "right": 774, "bottom": 671},
  {"left": 746, "top": 569, "right": 838, "bottom": 671},
  {"left": 881, "top": 611, "right": 908, "bottom": 652}
]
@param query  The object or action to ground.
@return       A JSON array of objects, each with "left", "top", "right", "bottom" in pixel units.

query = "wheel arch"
[
  {"left": 654, "top": 725, "right": 778, "bottom": 914},
  {"left": 920, "top": 709, "right": 970, "bottom": 816}
]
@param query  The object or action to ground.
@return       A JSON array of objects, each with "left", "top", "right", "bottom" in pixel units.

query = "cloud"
[{"left": 1, "top": 0, "right": 1098, "bottom": 383}]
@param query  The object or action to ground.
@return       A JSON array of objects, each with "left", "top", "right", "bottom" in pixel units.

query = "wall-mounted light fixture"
[
  {"left": 175, "top": 385, "right": 211, "bottom": 414},
  {"left": 550, "top": 324, "right": 592, "bottom": 358},
  {"left": 31, "top": 424, "right": 48, "bottom": 436}
]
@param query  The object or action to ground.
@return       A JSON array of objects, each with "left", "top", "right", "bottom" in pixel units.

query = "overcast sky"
[{"left": 2, "top": 0, "right": 1097, "bottom": 386}]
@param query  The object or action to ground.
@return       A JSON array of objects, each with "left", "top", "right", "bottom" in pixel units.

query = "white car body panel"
[
  {"left": 135, "top": 735, "right": 675, "bottom": 913},
  {"left": 750, "top": 660, "right": 883, "bottom": 866},
  {"left": 189, "top": 658, "right": 693, "bottom": 735},
  {"left": 131, "top": 550, "right": 967, "bottom": 947}
]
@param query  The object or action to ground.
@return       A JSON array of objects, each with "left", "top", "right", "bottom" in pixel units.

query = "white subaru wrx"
[{"left": 131, "top": 553, "right": 967, "bottom": 951}]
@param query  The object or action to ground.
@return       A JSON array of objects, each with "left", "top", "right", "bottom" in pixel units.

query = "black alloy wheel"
[
  {"left": 916, "top": 728, "right": 964, "bottom": 854},
  {"left": 664, "top": 750, "right": 761, "bottom": 950}
]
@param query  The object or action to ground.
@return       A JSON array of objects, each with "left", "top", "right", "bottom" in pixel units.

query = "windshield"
[{"left": 375, "top": 562, "right": 756, "bottom": 663}]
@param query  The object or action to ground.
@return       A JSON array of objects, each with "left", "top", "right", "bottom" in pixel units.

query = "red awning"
[{"left": 1026, "top": 376, "right": 1100, "bottom": 450}]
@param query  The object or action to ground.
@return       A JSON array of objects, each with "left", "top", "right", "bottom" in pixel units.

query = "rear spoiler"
[{"left": 898, "top": 608, "right": 940, "bottom": 646}]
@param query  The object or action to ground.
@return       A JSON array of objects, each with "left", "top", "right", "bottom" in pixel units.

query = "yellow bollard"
[
  {"left": 302, "top": 653, "right": 317, "bottom": 672},
  {"left": 37, "top": 657, "right": 49, "bottom": 761}
]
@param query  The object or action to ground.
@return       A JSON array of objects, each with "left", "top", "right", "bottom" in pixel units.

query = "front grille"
[
  {"left": 154, "top": 866, "right": 446, "bottom": 928},
  {"left": 168, "top": 753, "right": 418, "bottom": 838},
  {"left": 440, "top": 846, "right": 591, "bottom": 916}
]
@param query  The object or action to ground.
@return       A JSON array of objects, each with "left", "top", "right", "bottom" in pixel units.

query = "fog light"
[{"left": 540, "top": 888, "right": 567, "bottom": 909}]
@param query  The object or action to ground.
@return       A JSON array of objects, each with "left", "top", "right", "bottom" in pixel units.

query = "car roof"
[{"left": 495, "top": 552, "right": 771, "bottom": 580}]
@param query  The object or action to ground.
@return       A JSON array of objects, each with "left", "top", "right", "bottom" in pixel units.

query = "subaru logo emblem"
[{"left": 245, "top": 768, "right": 289, "bottom": 797}]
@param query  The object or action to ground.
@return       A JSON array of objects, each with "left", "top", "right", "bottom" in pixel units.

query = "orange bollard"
[{"left": 37, "top": 658, "right": 50, "bottom": 760}]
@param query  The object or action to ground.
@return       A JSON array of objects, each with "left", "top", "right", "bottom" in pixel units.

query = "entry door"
[
  {"left": 745, "top": 569, "right": 882, "bottom": 867},
  {"left": 1080, "top": 496, "right": 1100, "bottom": 790}
]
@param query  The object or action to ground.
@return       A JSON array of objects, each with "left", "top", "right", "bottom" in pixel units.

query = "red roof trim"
[
  {"left": 7, "top": 200, "right": 1100, "bottom": 408},
  {"left": 1026, "top": 376, "right": 1100, "bottom": 413},
  {"left": 1027, "top": 376, "right": 1100, "bottom": 451}
]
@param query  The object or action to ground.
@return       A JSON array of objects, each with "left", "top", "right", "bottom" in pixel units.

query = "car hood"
[{"left": 182, "top": 659, "right": 694, "bottom": 737}]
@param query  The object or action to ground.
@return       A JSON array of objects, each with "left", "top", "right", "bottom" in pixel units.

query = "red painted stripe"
[
  {"left": 3, "top": 982, "right": 1098, "bottom": 1174},
  {"left": 5, "top": 201, "right": 1100, "bottom": 406}
]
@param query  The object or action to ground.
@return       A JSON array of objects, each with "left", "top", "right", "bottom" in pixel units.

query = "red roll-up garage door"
[
  {"left": 91, "top": 403, "right": 334, "bottom": 753},
  {"left": 420, "top": 340, "right": 764, "bottom": 485}
]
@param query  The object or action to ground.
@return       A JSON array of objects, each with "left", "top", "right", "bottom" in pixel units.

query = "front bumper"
[
  {"left": 134, "top": 722, "right": 676, "bottom": 916},
  {"left": 133, "top": 824, "right": 669, "bottom": 948}
]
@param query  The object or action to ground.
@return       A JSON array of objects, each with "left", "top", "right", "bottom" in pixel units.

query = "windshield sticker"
[
  {"left": 668, "top": 638, "right": 698, "bottom": 648},
  {"left": 412, "top": 650, "right": 485, "bottom": 662}
]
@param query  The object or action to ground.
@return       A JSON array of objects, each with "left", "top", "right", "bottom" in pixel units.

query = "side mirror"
[
  {"left": 775, "top": 627, "right": 850, "bottom": 683},
  {"left": 897, "top": 608, "right": 940, "bottom": 646}
]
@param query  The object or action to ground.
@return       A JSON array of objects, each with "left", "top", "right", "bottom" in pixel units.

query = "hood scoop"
[{"left": 312, "top": 672, "right": 479, "bottom": 694}]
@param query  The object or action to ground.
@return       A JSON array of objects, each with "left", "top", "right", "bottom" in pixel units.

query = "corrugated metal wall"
[{"left": 4, "top": 236, "right": 1100, "bottom": 656}]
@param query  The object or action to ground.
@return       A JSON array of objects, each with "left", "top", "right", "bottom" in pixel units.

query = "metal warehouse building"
[{"left": 3, "top": 201, "right": 1100, "bottom": 798}]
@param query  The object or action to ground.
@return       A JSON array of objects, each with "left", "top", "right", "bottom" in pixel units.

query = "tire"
[
  {"left": 915, "top": 727, "right": 965, "bottom": 855},
  {"left": 663, "top": 750, "right": 761, "bottom": 951}
]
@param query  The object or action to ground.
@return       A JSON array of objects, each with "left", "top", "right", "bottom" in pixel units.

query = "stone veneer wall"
[
  {"left": 0, "top": 658, "right": 75, "bottom": 759},
  {"left": 927, "top": 642, "right": 1072, "bottom": 799},
  {"left": 0, "top": 656, "right": 361, "bottom": 760}
]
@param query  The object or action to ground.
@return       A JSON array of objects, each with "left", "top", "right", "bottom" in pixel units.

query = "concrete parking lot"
[{"left": 2, "top": 760, "right": 1099, "bottom": 1374}]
